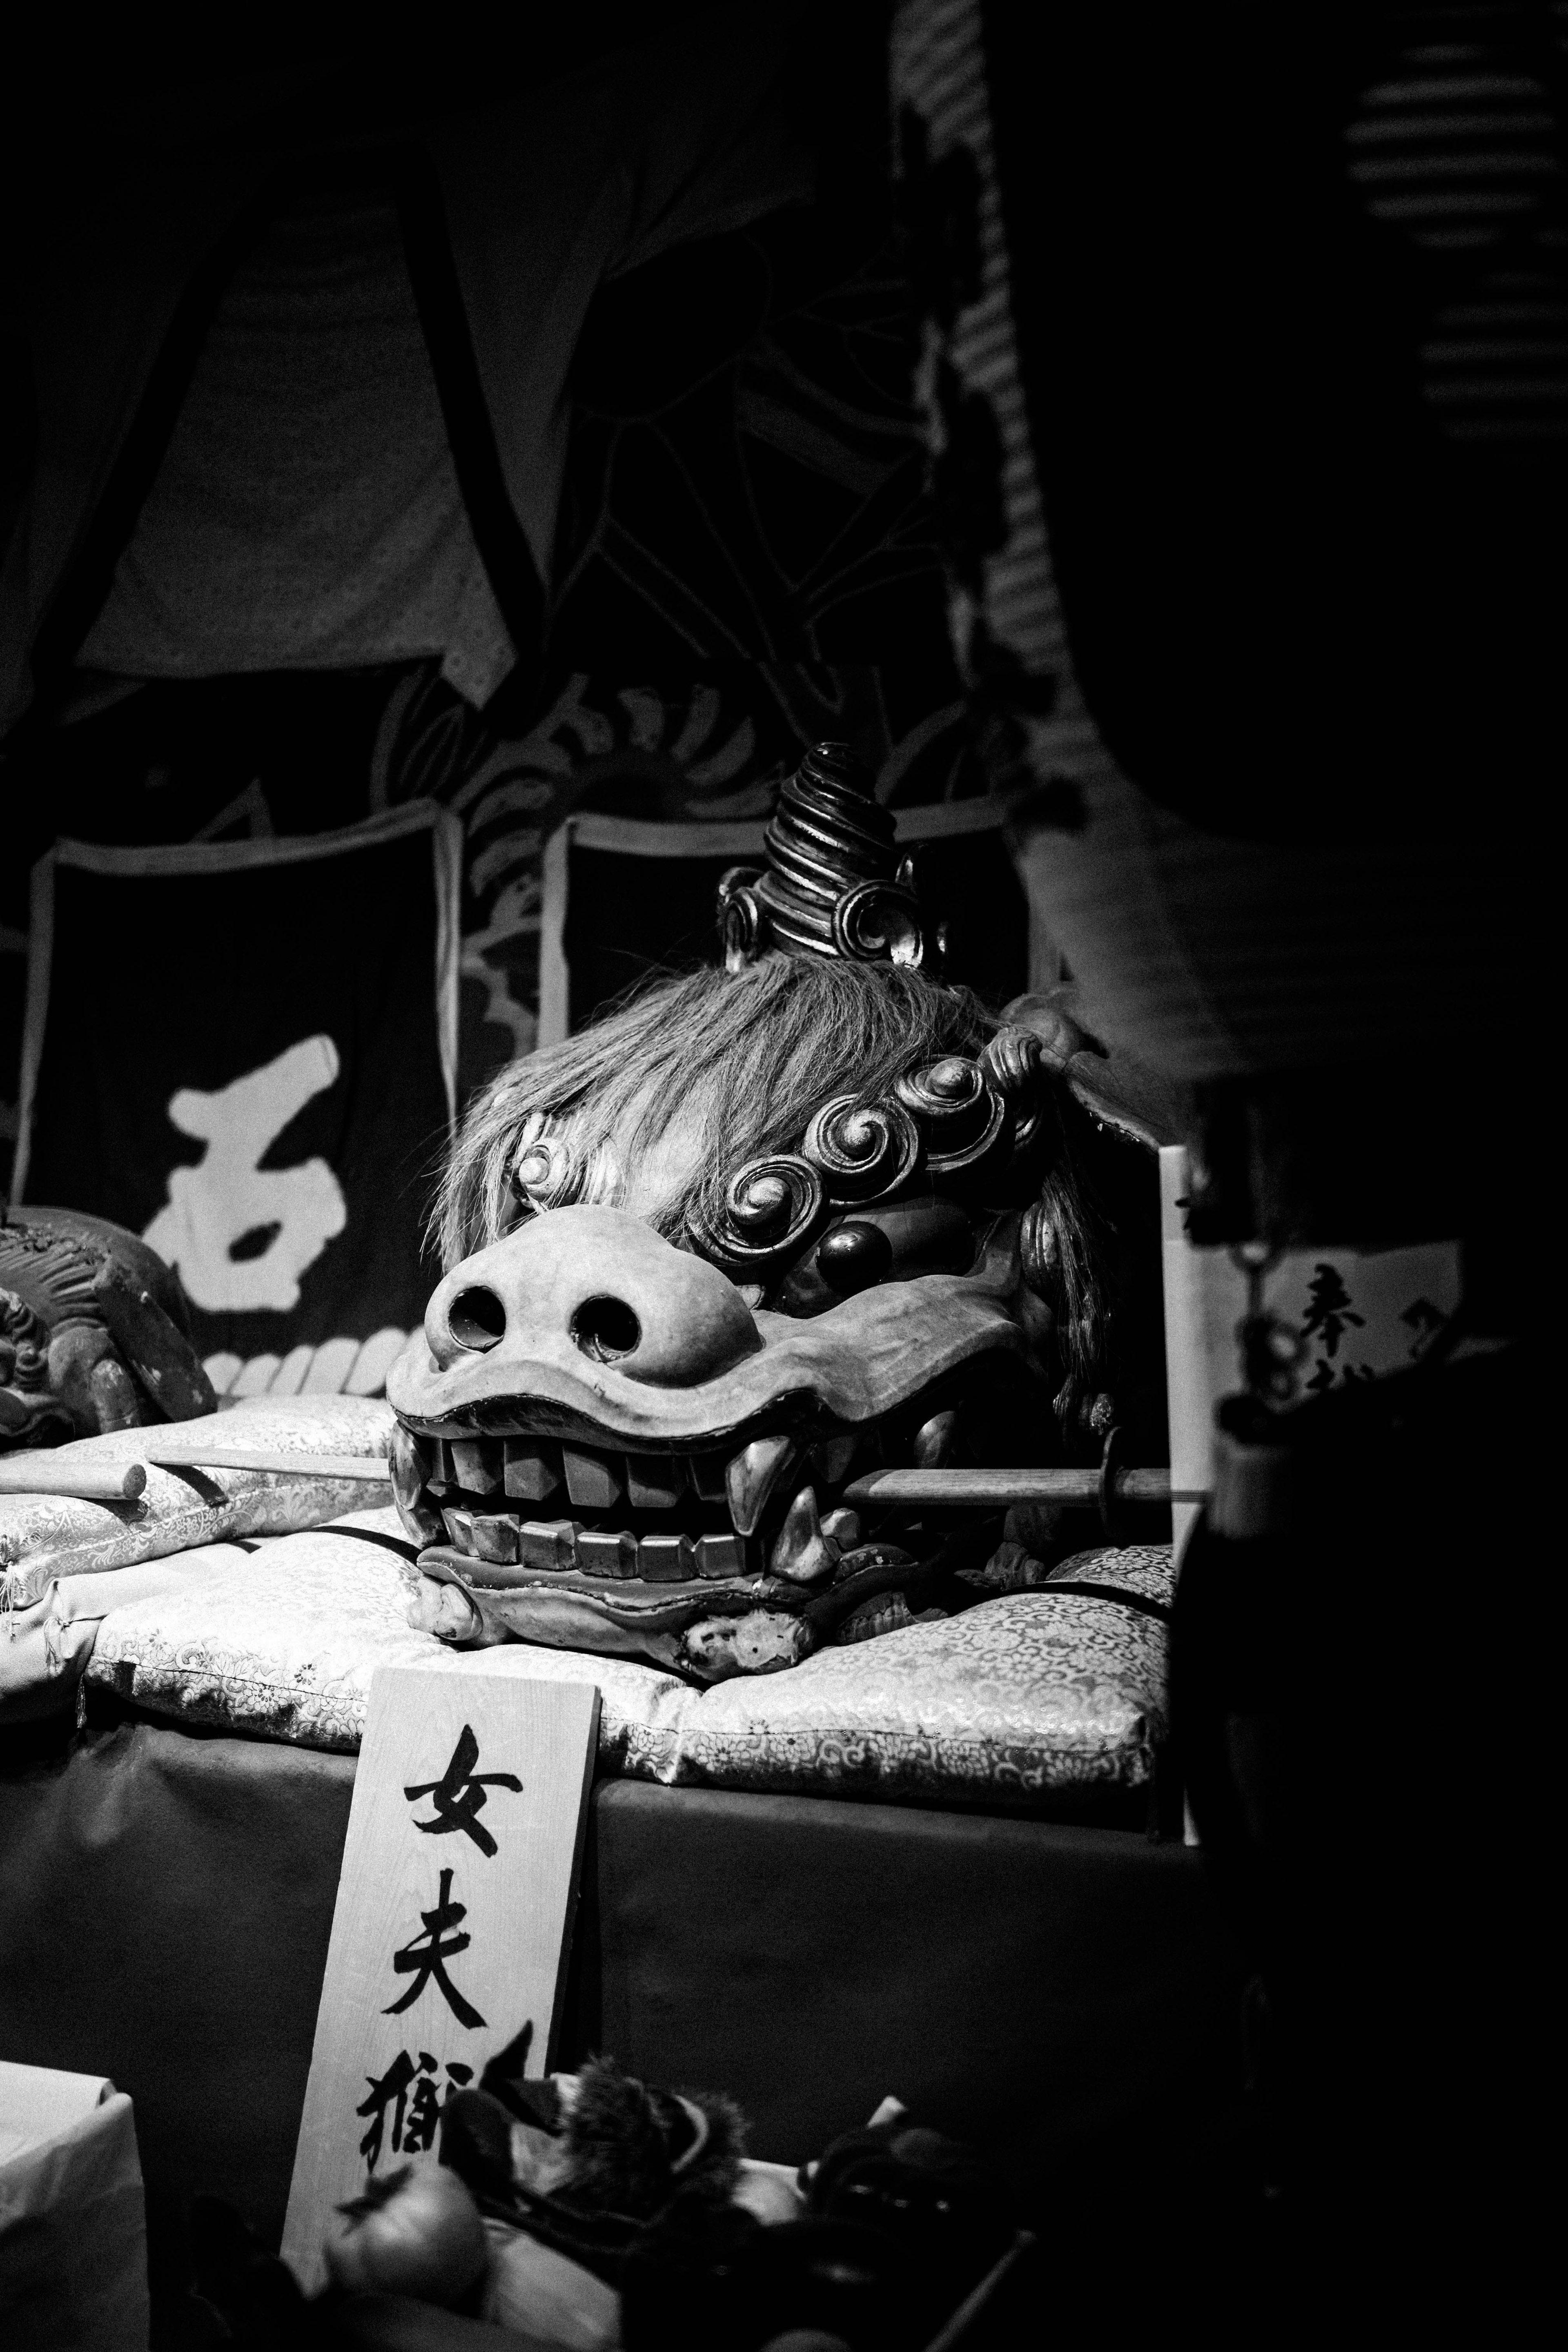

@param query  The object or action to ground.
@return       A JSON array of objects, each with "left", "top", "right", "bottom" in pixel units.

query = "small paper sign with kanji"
[{"left": 281, "top": 1662, "right": 599, "bottom": 2293}]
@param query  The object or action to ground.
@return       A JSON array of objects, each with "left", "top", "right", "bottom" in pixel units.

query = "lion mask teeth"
[{"left": 390, "top": 1421, "right": 895, "bottom": 1596}]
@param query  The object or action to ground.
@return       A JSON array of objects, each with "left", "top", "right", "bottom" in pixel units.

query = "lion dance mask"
[
  {"left": 390, "top": 745, "right": 1153, "bottom": 1683},
  {"left": 1, "top": 1207, "right": 216, "bottom": 1447}
]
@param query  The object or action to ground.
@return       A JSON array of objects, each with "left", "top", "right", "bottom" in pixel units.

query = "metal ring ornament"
[
  {"left": 802, "top": 1095, "right": 922, "bottom": 1204},
  {"left": 717, "top": 866, "right": 768, "bottom": 973},
  {"left": 1008, "top": 1088, "right": 1058, "bottom": 1164},
  {"left": 895, "top": 1054, "right": 988, "bottom": 1141},
  {"left": 1019, "top": 1196, "right": 1060, "bottom": 1305},
  {"left": 830, "top": 879, "right": 931, "bottom": 970},
  {"left": 1098, "top": 1422, "right": 1129, "bottom": 1544},
  {"left": 981, "top": 1025, "right": 1061, "bottom": 1173},
  {"left": 510, "top": 1131, "right": 580, "bottom": 1213},
  {"left": 687, "top": 1153, "right": 828, "bottom": 1274},
  {"left": 982, "top": 1024, "right": 1041, "bottom": 1103},
  {"left": 894, "top": 1056, "right": 1011, "bottom": 1179}
]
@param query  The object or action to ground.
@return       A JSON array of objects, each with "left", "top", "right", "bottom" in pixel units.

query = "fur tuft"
[{"left": 561, "top": 2056, "right": 746, "bottom": 2220}]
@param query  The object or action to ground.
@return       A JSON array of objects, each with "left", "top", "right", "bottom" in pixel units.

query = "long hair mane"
[{"left": 434, "top": 955, "right": 1113, "bottom": 1394}]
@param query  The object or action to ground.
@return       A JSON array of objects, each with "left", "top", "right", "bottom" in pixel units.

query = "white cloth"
[{"left": 0, "top": 2071, "right": 149, "bottom": 2352}]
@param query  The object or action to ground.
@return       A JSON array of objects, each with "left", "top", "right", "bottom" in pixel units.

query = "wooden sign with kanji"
[{"left": 281, "top": 1662, "right": 599, "bottom": 2293}]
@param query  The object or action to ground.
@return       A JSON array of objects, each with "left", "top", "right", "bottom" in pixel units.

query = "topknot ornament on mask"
[{"left": 717, "top": 742, "right": 941, "bottom": 975}]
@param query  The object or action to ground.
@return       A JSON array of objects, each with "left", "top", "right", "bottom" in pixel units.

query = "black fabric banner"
[{"left": 17, "top": 808, "right": 457, "bottom": 1400}]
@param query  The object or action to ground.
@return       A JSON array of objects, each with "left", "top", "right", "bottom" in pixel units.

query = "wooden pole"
[
  {"left": 0, "top": 1457, "right": 147, "bottom": 1503},
  {"left": 140, "top": 1448, "right": 390, "bottom": 1481},
  {"left": 842, "top": 1466, "right": 1199, "bottom": 1508}
]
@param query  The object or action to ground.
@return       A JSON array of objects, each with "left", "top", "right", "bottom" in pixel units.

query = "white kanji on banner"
[{"left": 143, "top": 1035, "right": 348, "bottom": 1314}]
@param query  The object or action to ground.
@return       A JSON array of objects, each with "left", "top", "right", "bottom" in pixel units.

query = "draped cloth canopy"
[{"left": 1, "top": 8, "right": 812, "bottom": 732}]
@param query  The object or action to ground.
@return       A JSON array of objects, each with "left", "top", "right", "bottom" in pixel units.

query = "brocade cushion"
[
  {"left": 0, "top": 1396, "right": 394, "bottom": 1594},
  {"left": 85, "top": 1513, "right": 1172, "bottom": 1809}
]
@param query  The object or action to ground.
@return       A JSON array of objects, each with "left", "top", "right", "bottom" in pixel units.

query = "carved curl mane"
[{"left": 435, "top": 955, "right": 1111, "bottom": 1392}]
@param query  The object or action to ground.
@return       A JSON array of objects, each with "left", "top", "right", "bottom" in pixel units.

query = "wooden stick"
[
  {"left": 922, "top": 2229, "right": 1038, "bottom": 2352},
  {"left": 141, "top": 1448, "right": 391, "bottom": 1481},
  {"left": 842, "top": 1466, "right": 1200, "bottom": 1508},
  {"left": 0, "top": 1457, "right": 147, "bottom": 1503}
]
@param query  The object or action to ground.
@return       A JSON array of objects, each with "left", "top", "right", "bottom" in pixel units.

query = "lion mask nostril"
[
  {"left": 448, "top": 1286, "right": 506, "bottom": 1351},
  {"left": 571, "top": 1295, "right": 641, "bottom": 1364}
]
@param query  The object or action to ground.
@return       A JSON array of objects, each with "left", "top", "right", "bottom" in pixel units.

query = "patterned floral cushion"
[
  {"left": 0, "top": 1396, "right": 394, "bottom": 1599},
  {"left": 663, "top": 1545, "right": 1174, "bottom": 1804},
  {"left": 86, "top": 1519, "right": 1173, "bottom": 1807},
  {"left": 87, "top": 1510, "right": 431, "bottom": 1751}
]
